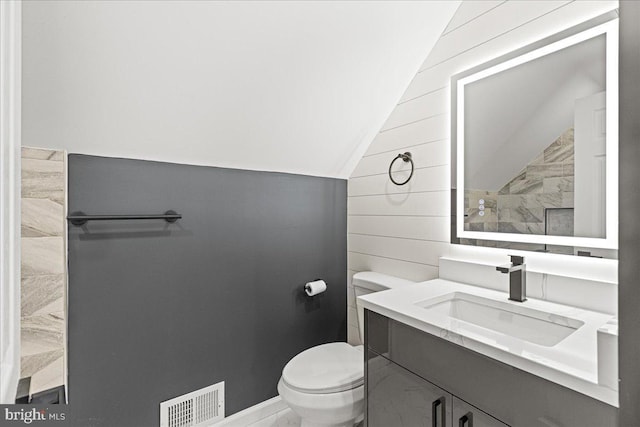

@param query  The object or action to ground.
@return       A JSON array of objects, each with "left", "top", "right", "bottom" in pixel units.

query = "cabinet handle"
[
  {"left": 431, "top": 397, "right": 446, "bottom": 427},
  {"left": 459, "top": 412, "right": 473, "bottom": 427}
]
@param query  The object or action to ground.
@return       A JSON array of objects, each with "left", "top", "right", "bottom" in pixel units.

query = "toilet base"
[{"left": 278, "top": 378, "right": 364, "bottom": 427}]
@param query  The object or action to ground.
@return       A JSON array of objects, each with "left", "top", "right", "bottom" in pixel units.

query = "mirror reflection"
[{"left": 461, "top": 33, "right": 607, "bottom": 253}]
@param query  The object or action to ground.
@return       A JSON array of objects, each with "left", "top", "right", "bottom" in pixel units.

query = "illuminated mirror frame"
[{"left": 453, "top": 16, "right": 619, "bottom": 250}]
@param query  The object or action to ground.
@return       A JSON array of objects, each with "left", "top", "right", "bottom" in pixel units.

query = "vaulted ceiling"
[{"left": 22, "top": 1, "right": 460, "bottom": 178}]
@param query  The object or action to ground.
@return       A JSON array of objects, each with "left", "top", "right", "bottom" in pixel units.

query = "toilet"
[{"left": 277, "top": 272, "right": 413, "bottom": 427}]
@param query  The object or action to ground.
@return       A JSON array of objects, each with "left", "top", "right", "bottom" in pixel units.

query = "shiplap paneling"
[
  {"left": 366, "top": 115, "right": 449, "bottom": 156},
  {"left": 381, "top": 87, "right": 448, "bottom": 131},
  {"left": 401, "top": 1, "right": 619, "bottom": 103},
  {"left": 346, "top": 0, "right": 618, "bottom": 345},
  {"left": 442, "top": 1, "right": 506, "bottom": 36},
  {"left": 348, "top": 216, "right": 450, "bottom": 242},
  {"left": 420, "top": 1, "right": 572, "bottom": 71},
  {"left": 348, "top": 191, "right": 449, "bottom": 217},
  {"left": 348, "top": 165, "right": 449, "bottom": 197},
  {"left": 349, "top": 234, "right": 450, "bottom": 267},
  {"left": 351, "top": 139, "right": 448, "bottom": 178}
]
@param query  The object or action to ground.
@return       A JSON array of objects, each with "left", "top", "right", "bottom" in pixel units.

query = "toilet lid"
[{"left": 282, "top": 342, "right": 364, "bottom": 394}]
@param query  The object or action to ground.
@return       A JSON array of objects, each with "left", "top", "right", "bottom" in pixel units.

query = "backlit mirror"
[{"left": 451, "top": 15, "right": 618, "bottom": 257}]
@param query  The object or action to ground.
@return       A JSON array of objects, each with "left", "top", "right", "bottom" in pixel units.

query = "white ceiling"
[{"left": 22, "top": 0, "right": 460, "bottom": 179}]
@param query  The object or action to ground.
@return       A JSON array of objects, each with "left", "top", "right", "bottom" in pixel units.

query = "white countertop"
[{"left": 358, "top": 278, "right": 618, "bottom": 407}]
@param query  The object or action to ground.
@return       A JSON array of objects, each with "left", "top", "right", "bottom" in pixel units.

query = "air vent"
[{"left": 160, "top": 381, "right": 225, "bottom": 427}]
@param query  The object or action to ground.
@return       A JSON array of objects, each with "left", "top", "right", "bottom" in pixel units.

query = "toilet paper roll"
[{"left": 305, "top": 280, "right": 327, "bottom": 297}]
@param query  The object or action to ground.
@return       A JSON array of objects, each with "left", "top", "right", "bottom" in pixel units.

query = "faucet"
[{"left": 496, "top": 255, "right": 527, "bottom": 302}]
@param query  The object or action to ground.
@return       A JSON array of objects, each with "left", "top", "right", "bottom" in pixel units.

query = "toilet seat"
[{"left": 281, "top": 342, "right": 364, "bottom": 394}]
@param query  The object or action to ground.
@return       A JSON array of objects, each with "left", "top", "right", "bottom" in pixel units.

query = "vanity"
[
  {"left": 359, "top": 9, "right": 620, "bottom": 427},
  {"left": 360, "top": 273, "right": 618, "bottom": 427}
]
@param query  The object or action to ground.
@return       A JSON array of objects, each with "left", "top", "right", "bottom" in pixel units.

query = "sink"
[
  {"left": 415, "top": 292, "right": 584, "bottom": 346},
  {"left": 358, "top": 278, "right": 617, "bottom": 406}
]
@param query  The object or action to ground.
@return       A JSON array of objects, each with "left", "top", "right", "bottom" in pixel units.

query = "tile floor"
[
  {"left": 245, "top": 408, "right": 364, "bottom": 427},
  {"left": 245, "top": 408, "right": 300, "bottom": 427}
]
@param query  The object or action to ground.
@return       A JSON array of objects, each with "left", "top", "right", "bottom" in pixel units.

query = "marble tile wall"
[
  {"left": 20, "top": 147, "right": 66, "bottom": 396},
  {"left": 464, "top": 128, "right": 574, "bottom": 253}
]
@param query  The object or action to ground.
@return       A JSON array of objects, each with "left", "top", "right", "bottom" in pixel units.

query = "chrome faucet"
[{"left": 496, "top": 255, "right": 527, "bottom": 302}]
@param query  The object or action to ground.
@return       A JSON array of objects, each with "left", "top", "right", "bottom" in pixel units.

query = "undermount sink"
[{"left": 415, "top": 292, "right": 584, "bottom": 347}]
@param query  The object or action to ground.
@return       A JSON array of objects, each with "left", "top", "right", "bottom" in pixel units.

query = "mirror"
[{"left": 451, "top": 14, "right": 618, "bottom": 257}]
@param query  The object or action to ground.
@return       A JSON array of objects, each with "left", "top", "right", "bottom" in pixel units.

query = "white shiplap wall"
[{"left": 346, "top": 0, "right": 618, "bottom": 344}]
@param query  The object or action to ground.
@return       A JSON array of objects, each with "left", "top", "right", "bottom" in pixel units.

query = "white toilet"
[{"left": 277, "top": 272, "right": 413, "bottom": 427}]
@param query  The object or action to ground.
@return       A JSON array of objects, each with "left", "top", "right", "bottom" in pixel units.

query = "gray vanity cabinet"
[
  {"left": 367, "top": 350, "right": 452, "bottom": 427},
  {"left": 364, "top": 309, "right": 618, "bottom": 427},
  {"left": 367, "top": 348, "right": 507, "bottom": 427},
  {"left": 452, "top": 397, "right": 508, "bottom": 427}
]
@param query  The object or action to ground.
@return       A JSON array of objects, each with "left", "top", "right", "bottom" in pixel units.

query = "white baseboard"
[{"left": 213, "top": 396, "right": 287, "bottom": 427}]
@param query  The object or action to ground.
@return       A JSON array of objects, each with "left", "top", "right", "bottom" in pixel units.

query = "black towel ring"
[{"left": 388, "top": 152, "right": 414, "bottom": 186}]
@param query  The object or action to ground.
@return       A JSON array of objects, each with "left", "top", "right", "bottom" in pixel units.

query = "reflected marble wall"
[
  {"left": 21, "top": 147, "right": 66, "bottom": 396},
  {"left": 464, "top": 128, "right": 575, "bottom": 252}
]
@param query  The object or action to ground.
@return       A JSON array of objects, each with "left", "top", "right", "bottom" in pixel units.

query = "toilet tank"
[{"left": 352, "top": 272, "right": 414, "bottom": 344}]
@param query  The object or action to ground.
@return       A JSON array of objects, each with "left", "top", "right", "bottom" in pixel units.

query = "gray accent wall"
[{"left": 66, "top": 155, "right": 347, "bottom": 427}]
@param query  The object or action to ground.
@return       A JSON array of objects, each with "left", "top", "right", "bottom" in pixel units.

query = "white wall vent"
[{"left": 160, "top": 381, "right": 225, "bottom": 427}]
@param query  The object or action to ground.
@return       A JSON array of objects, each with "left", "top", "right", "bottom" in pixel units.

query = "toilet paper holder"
[{"left": 304, "top": 279, "right": 327, "bottom": 297}]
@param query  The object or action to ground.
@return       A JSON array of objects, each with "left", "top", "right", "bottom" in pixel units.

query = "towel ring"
[{"left": 388, "top": 152, "right": 414, "bottom": 186}]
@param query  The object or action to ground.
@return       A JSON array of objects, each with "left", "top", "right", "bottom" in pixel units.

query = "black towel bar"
[{"left": 67, "top": 210, "right": 181, "bottom": 226}]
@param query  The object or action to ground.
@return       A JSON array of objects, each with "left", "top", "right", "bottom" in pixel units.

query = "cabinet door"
[
  {"left": 453, "top": 397, "right": 509, "bottom": 427},
  {"left": 367, "top": 351, "right": 452, "bottom": 427}
]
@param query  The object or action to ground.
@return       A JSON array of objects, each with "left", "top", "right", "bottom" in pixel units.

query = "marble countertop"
[{"left": 358, "top": 279, "right": 618, "bottom": 407}]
